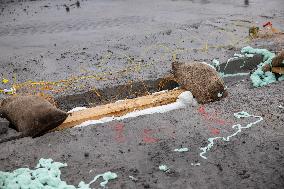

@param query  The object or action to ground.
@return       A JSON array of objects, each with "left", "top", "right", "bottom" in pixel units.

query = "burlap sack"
[
  {"left": 271, "top": 50, "right": 284, "bottom": 67},
  {"left": 262, "top": 50, "right": 284, "bottom": 72},
  {"left": 0, "top": 95, "right": 68, "bottom": 137},
  {"left": 172, "top": 61, "right": 226, "bottom": 104}
]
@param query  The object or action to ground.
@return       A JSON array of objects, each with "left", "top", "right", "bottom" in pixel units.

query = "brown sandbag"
[
  {"left": 271, "top": 67, "right": 284, "bottom": 74},
  {"left": 0, "top": 95, "right": 68, "bottom": 137},
  {"left": 262, "top": 50, "right": 284, "bottom": 72},
  {"left": 172, "top": 61, "right": 226, "bottom": 104},
  {"left": 271, "top": 50, "right": 284, "bottom": 67}
]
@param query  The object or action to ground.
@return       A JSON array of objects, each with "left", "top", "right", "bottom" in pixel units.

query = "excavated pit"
[
  {"left": 55, "top": 78, "right": 179, "bottom": 111},
  {"left": 0, "top": 54, "right": 265, "bottom": 144},
  {"left": 55, "top": 54, "right": 263, "bottom": 111}
]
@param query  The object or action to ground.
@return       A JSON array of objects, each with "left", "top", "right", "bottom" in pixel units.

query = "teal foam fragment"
[
  {"left": 86, "top": 171, "right": 118, "bottom": 188},
  {"left": 241, "top": 46, "right": 279, "bottom": 87},
  {"left": 217, "top": 92, "right": 223, "bottom": 97},
  {"left": 159, "top": 165, "right": 170, "bottom": 172},
  {"left": 0, "top": 158, "right": 117, "bottom": 189},
  {"left": 212, "top": 59, "right": 220, "bottom": 69},
  {"left": 174, "top": 147, "right": 189, "bottom": 152},
  {"left": 128, "top": 175, "right": 138, "bottom": 182}
]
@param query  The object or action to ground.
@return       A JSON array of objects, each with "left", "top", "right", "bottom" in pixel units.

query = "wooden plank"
[{"left": 54, "top": 89, "right": 185, "bottom": 131}]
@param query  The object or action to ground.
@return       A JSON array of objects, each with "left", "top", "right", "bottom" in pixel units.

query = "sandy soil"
[
  {"left": 0, "top": 77, "right": 284, "bottom": 189},
  {"left": 0, "top": 0, "right": 283, "bottom": 98}
]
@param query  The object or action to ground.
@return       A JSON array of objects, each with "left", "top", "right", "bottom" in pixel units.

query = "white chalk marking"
[
  {"left": 191, "top": 163, "right": 201, "bottom": 166},
  {"left": 129, "top": 175, "right": 138, "bottom": 181},
  {"left": 159, "top": 165, "right": 170, "bottom": 172},
  {"left": 174, "top": 147, "right": 189, "bottom": 152},
  {"left": 199, "top": 111, "right": 263, "bottom": 159}
]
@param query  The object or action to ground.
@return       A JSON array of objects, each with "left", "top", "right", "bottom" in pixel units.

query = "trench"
[
  {"left": 55, "top": 78, "right": 180, "bottom": 111},
  {"left": 55, "top": 54, "right": 263, "bottom": 111},
  {"left": 0, "top": 54, "right": 264, "bottom": 143}
]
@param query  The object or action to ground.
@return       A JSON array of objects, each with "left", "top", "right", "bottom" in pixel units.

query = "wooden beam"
[{"left": 54, "top": 89, "right": 185, "bottom": 131}]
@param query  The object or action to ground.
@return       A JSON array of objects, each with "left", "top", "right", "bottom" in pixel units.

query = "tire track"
[{"left": 0, "top": 16, "right": 148, "bottom": 36}]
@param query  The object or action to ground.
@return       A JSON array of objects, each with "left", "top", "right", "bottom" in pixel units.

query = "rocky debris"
[
  {"left": 249, "top": 21, "right": 283, "bottom": 39},
  {"left": 75, "top": 1, "right": 80, "bottom": 8},
  {"left": 172, "top": 61, "right": 226, "bottom": 104},
  {"left": 0, "top": 95, "right": 68, "bottom": 137},
  {"left": 64, "top": 5, "right": 70, "bottom": 12}
]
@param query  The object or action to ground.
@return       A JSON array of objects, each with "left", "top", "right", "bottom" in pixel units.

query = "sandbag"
[
  {"left": 271, "top": 50, "right": 284, "bottom": 67},
  {"left": 172, "top": 61, "right": 226, "bottom": 104},
  {"left": 0, "top": 95, "right": 68, "bottom": 137},
  {"left": 262, "top": 50, "right": 284, "bottom": 72}
]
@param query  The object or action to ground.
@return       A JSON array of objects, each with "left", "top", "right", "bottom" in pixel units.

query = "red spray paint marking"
[
  {"left": 198, "top": 105, "right": 209, "bottom": 116},
  {"left": 114, "top": 123, "right": 126, "bottom": 143},
  {"left": 211, "top": 128, "right": 220, "bottom": 135},
  {"left": 263, "top": 21, "right": 272, "bottom": 27},
  {"left": 143, "top": 129, "right": 159, "bottom": 143},
  {"left": 198, "top": 105, "right": 232, "bottom": 126}
]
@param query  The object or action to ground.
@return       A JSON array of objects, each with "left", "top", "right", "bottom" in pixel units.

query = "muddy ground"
[
  {"left": 0, "top": 0, "right": 284, "bottom": 188},
  {"left": 0, "top": 0, "right": 283, "bottom": 98},
  {"left": 0, "top": 77, "right": 284, "bottom": 189}
]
